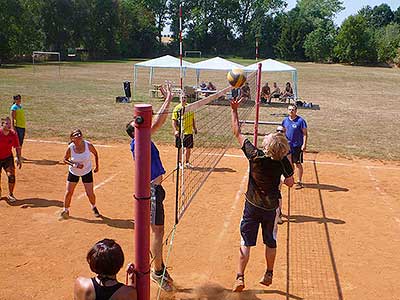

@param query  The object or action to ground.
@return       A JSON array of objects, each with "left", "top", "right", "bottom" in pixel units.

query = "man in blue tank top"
[
  {"left": 126, "top": 83, "right": 174, "bottom": 292},
  {"left": 281, "top": 104, "right": 308, "bottom": 189}
]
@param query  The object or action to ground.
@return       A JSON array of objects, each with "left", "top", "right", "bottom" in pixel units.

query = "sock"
[
  {"left": 236, "top": 273, "right": 244, "bottom": 279},
  {"left": 91, "top": 204, "right": 96, "bottom": 209},
  {"left": 63, "top": 208, "right": 69, "bottom": 212}
]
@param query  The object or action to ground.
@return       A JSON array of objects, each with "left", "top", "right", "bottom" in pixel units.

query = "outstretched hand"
[
  {"left": 159, "top": 81, "right": 173, "bottom": 99},
  {"left": 230, "top": 96, "right": 244, "bottom": 110}
]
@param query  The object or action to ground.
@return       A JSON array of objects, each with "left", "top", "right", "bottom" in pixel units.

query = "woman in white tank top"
[{"left": 60, "top": 129, "right": 100, "bottom": 220}]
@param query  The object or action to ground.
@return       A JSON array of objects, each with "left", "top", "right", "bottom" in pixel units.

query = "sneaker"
[
  {"left": 59, "top": 209, "right": 69, "bottom": 220},
  {"left": 7, "top": 194, "right": 17, "bottom": 203},
  {"left": 92, "top": 207, "right": 101, "bottom": 218},
  {"left": 259, "top": 271, "right": 273, "bottom": 286},
  {"left": 151, "top": 270, "right": 173, "bottom": 292},
  {"left": 185, "top": 162, "right": 194, "bottom": 168},
  {"left": 232, "top": 275, "right": 245, "bottom": 292},
  {"left": 295, "top": 182, "right": 304, "bottom": 190},
  {"left": 162, "top": 269, "right": 174, "bottom": 283}
]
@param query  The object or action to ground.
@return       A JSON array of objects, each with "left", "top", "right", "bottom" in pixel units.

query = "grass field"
[{"left": 1, "top": 59, "right": 400, "bottom": 160}]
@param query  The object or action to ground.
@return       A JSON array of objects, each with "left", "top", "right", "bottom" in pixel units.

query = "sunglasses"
[{"left": 72, "top": 132, "right": 82, "bottom": 138}]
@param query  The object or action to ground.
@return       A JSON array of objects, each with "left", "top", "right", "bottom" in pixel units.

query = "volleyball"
[{"left": 227, "top": 68, "right": 246, "bottom": 88}]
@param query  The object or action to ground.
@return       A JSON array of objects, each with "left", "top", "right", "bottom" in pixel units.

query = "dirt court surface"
[{"left": 1, "top": 140, "right": 400, "bottom": 300}]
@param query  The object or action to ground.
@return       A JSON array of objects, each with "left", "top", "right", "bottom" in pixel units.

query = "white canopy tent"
[
  {"left": 133, "top": 55, "right": 193, "bottom": 98},
  {"left": 245, "top": 59, "right": 298, "bottom": 99},
  {"left": 188, "top": 56, "right": 245, "bottom": 86}
]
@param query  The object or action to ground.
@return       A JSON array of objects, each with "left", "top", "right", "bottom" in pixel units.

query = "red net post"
[
  {"left": 133, "top": 104, "right": 152, "bottom": 300},
  {"left": 254, "top": 63, "right": 262, "bottom": 147}
]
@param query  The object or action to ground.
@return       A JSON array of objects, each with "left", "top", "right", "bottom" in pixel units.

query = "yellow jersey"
[{"left": 172, "top": 103, "right": 195, "bottom": 135}]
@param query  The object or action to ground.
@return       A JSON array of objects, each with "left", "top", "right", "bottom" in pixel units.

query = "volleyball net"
[{"left": 174, "top": 71, "right": 258, "bottom": 223}]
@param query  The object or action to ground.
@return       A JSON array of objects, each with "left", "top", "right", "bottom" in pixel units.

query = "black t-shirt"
[{"left": 241, "top": 139, "right": 294, "bottom": 210}]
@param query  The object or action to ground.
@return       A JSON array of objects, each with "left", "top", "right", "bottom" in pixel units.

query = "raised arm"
[
  {"left": 152, "top": 82, "right": 173, "bottom": 134},
  {"left": 230, "top": 98, "right": 246, "bottom": 147}
]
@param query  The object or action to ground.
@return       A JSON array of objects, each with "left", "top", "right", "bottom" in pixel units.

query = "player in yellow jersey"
[{"left": 172, "top": 93, "right": 197, "bottom": 168}]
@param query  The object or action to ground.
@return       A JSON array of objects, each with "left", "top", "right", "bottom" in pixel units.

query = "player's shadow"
[
  {"left": 5, "top": 197, "right": 63, "bottom": 208},
  {"left": 68, "top": 215, "right": 134, "bottom": 230},
  {"left": 302, "top": 183, "right": 349, "bottom": 192},
  {"left": 22, "top": 158, "right": 62, "bottom": 166},
  {"left": 283, "top": 214, "right": 345, "bottom": 224},
  {"left": 175, "top": 285, "right": 303, "bottom": 300},
  {"left": 189, "top": 166, "right": 236, "bottom": 173}
]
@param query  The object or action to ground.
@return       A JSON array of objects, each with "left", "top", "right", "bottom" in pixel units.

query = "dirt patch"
[{"left": 0, "top": 140, "right": 399, "bottom": 300}]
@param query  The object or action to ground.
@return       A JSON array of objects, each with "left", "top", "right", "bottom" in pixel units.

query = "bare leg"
[
  {"left": 63, "top": 181, "right": 78, "bottom": 209},
  {"left": 265, "top": 246, "right": 276, "bottom": 271},
  {"left": 296, "top": 163, "right": 303, "bottom": 183},
  {"left": 237, "top": 245, "right": 251, "bottom": 275},
  {"left": 6, "top": 168, "right": 16, "bottom": 195},
  {"left": 151, "top": 224, "right": 164, "bottom": 272},
  {"left": 185, "top": 147, "right": 191, "bottom": 163},
  {"left": 83, "top": 182, "right": 96, "bottom": 206}
]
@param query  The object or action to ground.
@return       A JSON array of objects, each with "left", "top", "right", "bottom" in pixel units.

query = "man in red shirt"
[{"left": 0, "top": 117, "right": 22, "bottom": 202}]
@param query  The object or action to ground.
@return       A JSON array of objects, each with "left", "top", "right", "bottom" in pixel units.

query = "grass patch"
[{"left": 1, "top": 60, "right": 399, "bottom": 160}]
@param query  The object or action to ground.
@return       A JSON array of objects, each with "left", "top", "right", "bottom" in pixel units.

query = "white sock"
[{"left": 91, "top": 204, "right": 96, "bottom": 209}]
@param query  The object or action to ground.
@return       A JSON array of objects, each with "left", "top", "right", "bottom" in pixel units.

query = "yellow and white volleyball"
[{"left": 227, "top": 68, "right": 246, "bottom": 88}]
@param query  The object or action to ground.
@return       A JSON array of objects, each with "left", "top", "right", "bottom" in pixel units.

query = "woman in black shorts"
[{"left": 60, "top": 129, "right": 100, "bottom": 219}]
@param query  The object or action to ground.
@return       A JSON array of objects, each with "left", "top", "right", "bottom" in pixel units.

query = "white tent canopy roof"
[
  {"left": 188, "top": 56, "right": 244, "bottom": 70},
  {"left": 135, "top": 55, "right": 192, "bottom": 68},
  {"left": 244, "top": 59, "right": 296, "bottom": 72}
]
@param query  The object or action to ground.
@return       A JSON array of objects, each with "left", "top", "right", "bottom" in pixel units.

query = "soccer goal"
[
  {"left": 32, "top": 51, "right": 61, "bottom": 76},
  {"left": 184, "top": 50, "right": 202, "bottom": 58}
]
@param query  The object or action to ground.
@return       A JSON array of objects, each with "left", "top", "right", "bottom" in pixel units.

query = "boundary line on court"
[
  {"left": 26, "top": 139, "right": 400, "bottom": 170},
  {"left": 77, "top": 173, "right": 119, "bottom": 200}
]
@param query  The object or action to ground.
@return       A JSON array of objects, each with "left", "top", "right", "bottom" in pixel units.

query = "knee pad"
[{"left": 8, "top": 175, "right": 16, "bottom": 183}]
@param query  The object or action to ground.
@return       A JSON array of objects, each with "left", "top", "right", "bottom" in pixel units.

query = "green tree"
[
  {"left": 146, "top": 0, "right": 169, "bottom": 44},
  {"left": 370, "top": 4, "right": 394, "bottom": 28},
  {"left": 275, "top": 7, "right": 314, "bottom": 60},
  {"left": 334, "top": 15, "right": 377, "bottom": 64},
  {"left": 394, "top": 6, "right": 400, "bottom": 24},
  {"left": 304, "top": 21, "right": 336, "bottom": 62},
  {"left": 297, "top": 0, "right": 343, "bottom": 26},
  {"left": 375, "top": 23, "right": 400, "bottom": 64}
]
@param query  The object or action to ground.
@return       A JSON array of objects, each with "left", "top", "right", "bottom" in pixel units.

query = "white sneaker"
[
  {"left": 7, "top": 194, "right": 17, "bottom": 203},
  {"left": 185, "top": 162, "right": 194, "bottom": 168}
]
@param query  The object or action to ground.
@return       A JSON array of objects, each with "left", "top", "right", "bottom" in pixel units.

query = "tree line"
[{"left": 1, "top": 0, "right": 400, "bottom": 65}]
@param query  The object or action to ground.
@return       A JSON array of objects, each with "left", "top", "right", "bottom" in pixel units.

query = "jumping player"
[
  {"left": 126, "top": 82, "right": 174, "bottom": 292},
  {"left": 0, "top": 117, "right": 22, "bottom": 202},
  {"left": 230, "top": 97, "right": 294, "bottom": 292},
  {"left": 60, "top": 129, "right": 100, "bottom": 219}
]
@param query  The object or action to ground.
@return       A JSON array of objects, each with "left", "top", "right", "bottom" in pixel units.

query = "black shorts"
[
  {"left": 67, "top": 171, "right": 94, "bottom": 183},
  {"left": 0, "top": 156, "right": 14, "bottom": 171},
  {"left": 291, "top": 146, "right": 303, "bottom": 164},
  {"left": 240, "top": 200, "right": 280, "bottom": 248},
  {"left": 150, "top": 184, "right": 166, "bottom": 225},
  {"left": 175, "top": 134, "right": 194, "bottom": 149}
]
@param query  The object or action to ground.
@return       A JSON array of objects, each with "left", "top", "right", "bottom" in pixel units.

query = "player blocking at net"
[
  {"left": 230, "top": 96, "right": 294, "bottom": 292},
  {"left": 126, "top": 82, "right": 174, "bottom": 292}
]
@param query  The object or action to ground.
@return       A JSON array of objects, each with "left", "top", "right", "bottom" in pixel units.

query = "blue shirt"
[
  {"left": 282, "top": 116, "right": 307, "bottom": 148},
  {"left": 130, "top": 139, "right": 166, "bottom": 181}
]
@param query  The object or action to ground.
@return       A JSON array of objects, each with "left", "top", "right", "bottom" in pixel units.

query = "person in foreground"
[
  {"left": 0, "top": 117, "right": 22, "bottom": 202},
  {"left": 74, "top": 238, "right": 136, "bottom": 300},
  {"left": 60, "top": 129, "right": 100, "bottom": 219},
  {"left": 230, "top": 97, "right": 294, "bottom": 292},
  {"left": 281, "top": 104, "right": 308, "bottom": 189},
  {"left": 126, "top": 82, "right": 174, "bottom": 292}
]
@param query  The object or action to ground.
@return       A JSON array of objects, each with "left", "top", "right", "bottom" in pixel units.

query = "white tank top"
[{"left": 68, "top": 140, "right": 92, "bottom": 176}]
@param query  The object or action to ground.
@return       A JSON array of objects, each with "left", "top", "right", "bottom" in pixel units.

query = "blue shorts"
[
  {"left": 150, "top": 184, "right": 166, "bottom": 225},
  {"left": 240, "top": 200, "right": 280, "bottom": 248}
]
